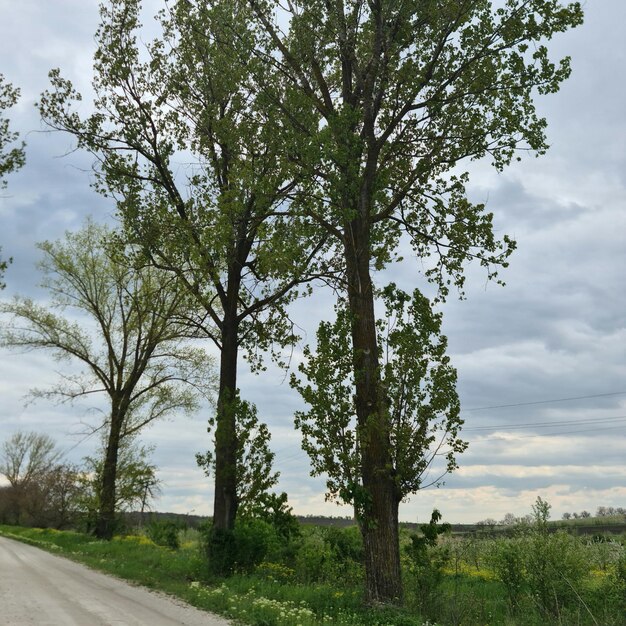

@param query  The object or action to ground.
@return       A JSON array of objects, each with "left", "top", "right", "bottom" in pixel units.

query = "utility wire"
[
  {"left": 471, "top": 424, "right": 626, "bottom": 441},
  {"left": 273, "top": 392, "right": 626, "bottom": 466},
  {"left": 464, "top": 414, "right": 626, "bottom": 432},
  {"left": 462, "top": 391, "right": 626, "bottom": 412},
  {"left": 517, "top": 424, "right": 626, "bottom": 439}
]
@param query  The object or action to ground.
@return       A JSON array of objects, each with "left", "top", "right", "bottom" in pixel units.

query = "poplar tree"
[
  {"left": 245, "top": 0, "right": 583, "bottom": 603},
  {"left": 293, "top": 284, "right": 466, "bottom": 506},
  {"left": 39, "top": 0, "right": 328, "bottom": 554}
]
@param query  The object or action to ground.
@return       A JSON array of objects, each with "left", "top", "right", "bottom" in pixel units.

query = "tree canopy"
[
  {"left": 0, "top": 73, "right": 24, "bottom": 190},
  {"left": 0, "top": 73, "right": 26, "bottom": 288},
  {"left": 293, "top": 284, "right": 466, "bottom": 515},
  {"left": 0, "top": 430, "right": 62, "bottom": 489}
]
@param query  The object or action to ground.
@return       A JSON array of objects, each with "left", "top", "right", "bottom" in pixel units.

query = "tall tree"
[
  {"left": 0, "top": 74, "right": 26, "bottom": 288},
  {"left": 0, "top": 221, "right": 215, "bottom": 539},
  {"left": 245, "top": 0, "right": 583, "bottom": 603},
  {"left": 39, "top": 0, "right": 329, "bottom": 548}
]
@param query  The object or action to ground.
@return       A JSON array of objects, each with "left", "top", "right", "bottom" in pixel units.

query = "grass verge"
[{"left": 0, "top": 525, "right": 427, "bottom": 626}]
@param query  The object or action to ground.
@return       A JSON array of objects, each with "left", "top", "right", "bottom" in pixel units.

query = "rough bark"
[
  {"left": 212, "top": 308, "right": 239, "bottom": 531},
  {"left": 94, "top": 407, "right": 123, "bottom": 540},
  {"left": 359, "top": 492, "right": 401, "bottom": 604},
  {"left": 343, "top": 215, "right": 402, "bottom": 603}
]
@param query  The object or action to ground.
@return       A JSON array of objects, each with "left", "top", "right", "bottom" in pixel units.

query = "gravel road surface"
[{"left": 0, "top": 535, "right": 231, "bottom": 625}]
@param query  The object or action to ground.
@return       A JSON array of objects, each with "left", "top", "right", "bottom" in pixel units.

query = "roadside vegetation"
[{"left": 1, "top": 497, "right": 624, "bottom": 626}]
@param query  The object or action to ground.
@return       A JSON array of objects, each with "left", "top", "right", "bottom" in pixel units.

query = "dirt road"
[{"left": 0, "top": 536, "right": 231, "bottom": 625}]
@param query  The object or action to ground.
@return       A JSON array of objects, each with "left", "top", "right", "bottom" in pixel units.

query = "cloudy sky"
[{"left": 0, "top": 0, "right": 624, "bottom": 524}]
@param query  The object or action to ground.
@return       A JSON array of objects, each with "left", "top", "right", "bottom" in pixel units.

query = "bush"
[
  {"left": 247, "top": 492, "right": 301, "bottom": 540},
  {"left": 587, "top": 536, "right": 624, "bottom": 571},
  {"left": 233, "top": 517, "right": 280, "bottom": 572},
  {"left": 146, "top": 520, "right": 180, "bottom": 550},
  {"left": 490, "top": 538, "right": 526, "bottom": 612},
  {"left": 289, "top": 525, "right": 365, "bottom": 585},
  {"left": 294, "top": 526, "right": 334, "bottom": 583},
  {"left": 488, "top": 499, "right": 590, "bottom": 619},
  {"left": 202, "top": 518, "right": 281, "bottom": 576},
  {"left": 525, "top": 529, "right": 587, "bottom": 616},
  {"left": 405, "top": 510, "right": 451, "bottom": 618},
  {"left": 323, "top": 525, "right": 363, "bottom": 563},
  {"left": 605, "top": 552, "right": 626, "bottom": 615},
  {"left": 204, "top": 526, "right": 236, "bottom": 576}
]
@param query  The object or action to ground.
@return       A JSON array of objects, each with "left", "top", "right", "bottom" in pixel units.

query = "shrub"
[
  {"left": 323, "top": 525, "right": 363, "bottom": 563},
  {"left": 294, "top": 526, "right": 334, "bottom": 583},
  {"left": 607, "top": 553, "right": 626, "bottom": 614},
  {"left": 232, "top": 518, "right": 280, "bottom": 572},
  {"left": 204, "top": 526, "right": 236, "bottom": 576},
  {"left": 247, "top": 492, "right": 301, "bottom": 540},
  {"left": 405, "top": 510, "right": 451, "bottom": 618},
  {"left": 288, "top": 525, "right": 366, "bottom": 585},
  {"left": 587, "top": 536, "right": 624, "bottom": 571},
  {"left": 202, "top": 518, "right": 281, "bottom": 576},
  {"left": 146, "top": 520, "right": 180, "bottom": 550},
  {"left": 525, "top": 529, "right": 587, "bottom": 616},
  {"left": 489, "top": 538, "right": 526, "bottom": 612}
]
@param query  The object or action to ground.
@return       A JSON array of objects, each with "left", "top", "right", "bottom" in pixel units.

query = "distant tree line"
[
  {"left": 476, "top": 506, "right": 626, "bottom": 527},
  {"left": 0, "top": 430, "right": 160, "bottom": 531},
  {"left": 563, "top": 507, "right": 626, "bottom": 520}
]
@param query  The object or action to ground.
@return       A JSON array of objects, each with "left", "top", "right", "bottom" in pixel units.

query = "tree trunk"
[
  {"left": 359, "top": 492, "right": 402, "bottom": 604},
  {"left": 344, "top": 216, "right": 403, "bottom": 604},
  {"left": 212, "top": 308, "right": 239, "bottom": 531},
  {"left": 94, "top": 411, "right": 122, "bottom": 540}
]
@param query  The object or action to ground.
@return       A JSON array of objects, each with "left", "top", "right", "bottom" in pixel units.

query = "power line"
[
  {"left": 276, "top": 449, "right": 307, "bottom": 463},
  {"left": 471, "top": 424, "right": 625, "bottom": 441},
  {"left": 462, "top": 391, "right": 626, "bottom": 412},
  {"left": 517, "top": 424, "right": 626, "bottom": 439},
  {"left": 464, "top": 414, "right": 626, "bottom": 432}
]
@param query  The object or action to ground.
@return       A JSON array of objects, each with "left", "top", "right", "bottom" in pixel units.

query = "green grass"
[
  {"left": 0, "top": 525, "right": 426, "bottom": 625},
  {"left": 1, "top": 524, "right": 624, "bottom": 626}
]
